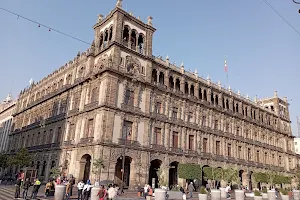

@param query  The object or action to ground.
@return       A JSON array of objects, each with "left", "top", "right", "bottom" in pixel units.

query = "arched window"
[
  {"left": 184, "top": 82, "right": 189, "bottom": 94},
  {"left": 66, "top": 74, "right": 72, "bottom": 85},
  {"left": 169, "top": 76, "right": 174, "bottom": 89},
  {"left": 58, "top": 79, "right": 63, "bottom": 89},
  {"left": 190, "top": 85, "right": 194, "bottom": 96},
  {"left": 245, "top": 107, "right": 248, "bottom": 117},
  {"left": 215, "top": 95, "right": 219, "bottom": 105},
  {"left": 99, "top": 34, "right": 104, "bottom": 48},
  {"left": 78, "top": 66, "right": 85, "bottom": 78},
  {"left": 159, "top": 72, "right": 164, "bottom": 85},
  {"left": 211, "top": 93, "right": 214, "bottom": 104},
  {"left": 138, "top": 34, "right": 144, "bottom": 54},
  {"left": 203, "top": 90, "right": 207, "bottom": 101},
  {"left": 109, "top": 26, "right": 113, "bottom": 41},
  {"left": 175, "top": 79, "right": 180, "bottom": 91},
  {"left": 199, "top": 88, "right": 202, "bottom": 99},
  {"left": 123, "top": 26, "right": 130, "bottom": 46},
  {"left": 226, "top": 99, "right": 229, "bottom": 109},
  {"left": 52, "top": 83, "right": 57, "bottom": 91},
  {"left": 104, "top": 30, "right": 109, "bottom": 47},
  {"left": 152, "top": 69, "right": 157, "bottom": 83},
  {"left": 141, "top": 66, "right": 145, "bottom": 75},
  {"left": 41, "top": 161, "right": 47, "bottom": 176},
  {"left": 130, "top": 30, "right": 137, "bottom": 50},
  {"left": 235, "top": 103, "right": 239, "bottom": 113}
]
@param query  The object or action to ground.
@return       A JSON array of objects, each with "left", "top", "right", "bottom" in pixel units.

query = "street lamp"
[{"left": 293, "top": 0, "right": 300, "bottom": 4}]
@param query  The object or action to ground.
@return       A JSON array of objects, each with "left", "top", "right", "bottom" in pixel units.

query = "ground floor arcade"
[{"left": 61, "top": 145, "right": 288, "bottom": 189}]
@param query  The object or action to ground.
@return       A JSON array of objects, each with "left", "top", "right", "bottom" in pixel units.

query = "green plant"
[
  {"left": 157, "top": 167, "right": 168, "bottom": 187},
  {"left": 254, "top": 190, "right": 262, "bottom": 196},
  {"left": 178, "top": 164, "right": 202, "bottom": 179},
  {"left": 92, "top": 157, "right": 105, "bottom": 181},
  {"left": 170, "top": 185, "right": 181, "bottom": 191},
  {"left": 203, "top": 167, "right": 223, "bottom": 189},
  {"left": 262, "top": 188, "right": 267, "bottom": 193},
  {"left": 253, "top": 172, "right": 268, "bottom": 184},
  {"left": 9, "top": 148, "right": 32, "bottom": 169},
  {"left": 280, "top": 188, "right": 288, "bottom": 195},
  {"left": 199, "top": 186, "right": 208, "bottom": 194},
  {"left": 223, "top": 168, "right": 240, "bottom": 188},
  {"left": 0, "top": 153, "right": 9, "bottom": 169},
  {"left": 49, "top": 167, "right": 61, "bottom": 179}
]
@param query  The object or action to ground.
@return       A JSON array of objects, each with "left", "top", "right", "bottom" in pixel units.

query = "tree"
[
  {"left": 223, "top": 168, "right": 240, "bottom": 188},
  {"left": 0, "top": 153, "right": 9, "bottom": 170},
  {"left": 253, "top": 172, "right": 268, "bottom": 184},
  {"left": 178, "top": 164, "right": 202, "bottom": 179},
  {"left": 157, "top": 167, "right": 168, "bottom": 187},
  {"left": 49, "top": 167, "right": 61, "bottom": 179},
  {"left": 267, "top": 171, "right": 277, "bottom": 188},
  {"left": 9, "top": 148, "right": 32, "bottom": 169},
  {"left": 203, "top": 167, "right": 224, "bottom": 188},
  {"left": 92, "top": 158, "right": 105, "bottom": 181}
]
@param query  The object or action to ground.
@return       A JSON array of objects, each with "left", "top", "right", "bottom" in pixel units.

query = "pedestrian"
[
  {"left": 22, "top": 178, "right": 31, "bottom": 199},
  {"left": 31, "top": 178, "right": 41, "bottom": 199},
  {"left": 188, "top": 182, "right": 195, "bottom": 198},
  {"left": 97, "top": 185, "right": 107, "bottom": 200},
  {"left": 225, "top": 184, "right": 231, "bottom": 199},
  {"left": 14, "top": 178, "right": 22, "bottom": 199},
  {"left": 44, "top": 180, "right": 52, "bottom": 197},
  {"left": 69, "top": 175, "right": 75, "bottom": 196},
  {"left": 82, "top": 180, "right": 92, "bottom": 200},
  {"left": 65, "top": 180, "right": 72, "bottom": 200},
  {"left": 107, "top": 184, "right": 117, "bottom": 200},
  {"left": 77, "top": 180, "right": 85, "bottom": 200}
]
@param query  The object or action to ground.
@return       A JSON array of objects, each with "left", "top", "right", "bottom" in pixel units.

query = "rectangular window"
[
  {"left": 265, "top": 152, "right": 268, "bottom": 163},
  {"left": 122, "top": 120, "right": 133, "bottom": 140},
  {"left": 156, "top": 102, "right": 162, "bottom": 114},
  {"left": 172, "top": 132, "right": 178, "bottom": 148},
  {"left": 155, "top": 128, "right": 162, "bottom": 145},
  {"left": 87, "top": 119, "right": 94, "bottom": 138},
  {"left": 187, "top": 112, "right": 193, "bottom": 123},
  {"left": 172, "top": 107, "right": 178, "bottom": 119},
  {"left": 247, "top": 148, "right": 251, "bottom": 160},
  {"left": 188, "top": 135, "right": 194, "bottom": 150},
  {"left": 124, "top": 90, "right": 134, "bottom": 106},
  {"left": 279, "top": 156, "right": 282, "bottom": 165},
  {"left": 256, "top": 151, "right": 260, "bottom": 162},
  {"left": 203, "top": 138, "right": 208, "bottom": 153},
  {"left": 69, "top": 124, "right": 75, "bottom": 140},
  {"left": 238, "top": 146, "right": 242, "bottom": 159},
  {"left": 73, "top": 93, "right": 80, "bottom": 109},
  {"left": 214, "top": 120, "right": 218, "bottom": 129},
  {"left": 227, "top": 143, "right": 231, "bottom": 157},
  {"left": 57, "top": 127, "right": 62, "bottom": 144},
  {"left": 216, "top": 141, "right": 220, "bottom": 155}
]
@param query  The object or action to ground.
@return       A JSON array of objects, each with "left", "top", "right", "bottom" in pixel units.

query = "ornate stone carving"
[{"left": 125, "top": 56, "right": 141, "bottom": 76}]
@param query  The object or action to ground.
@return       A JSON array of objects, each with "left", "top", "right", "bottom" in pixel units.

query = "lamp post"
[{"left": 293, "top": 0, "right": 300, "bottom": 4}]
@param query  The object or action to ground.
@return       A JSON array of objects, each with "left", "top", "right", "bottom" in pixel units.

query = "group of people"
[{"left": 14, "top": 170, "right": 42, "bottom": 200}]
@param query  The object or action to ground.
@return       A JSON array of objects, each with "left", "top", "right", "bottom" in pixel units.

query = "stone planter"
[
  {"left": 281, "top": 195, "right": 289, "bottom": 200},
  {"left": 167, "top": 191, "right": 182, "bottom": 200},
  {"left": 262, "top": 193, "right": 268, "bottom": 199},
  {"left": 198, "top": 193, "right": 208, "bottom": 200},
  {"left": 54, "top": 184, "right": 66, "bottom": 200},
  {"left": 219, "top": 187, "right": 226, "bottom": 199},
  {"left": 267, "top": 190, "right": 276, "bottom": 200},
  {"left": 254, "top": 196, "right": 263, "bottom": 200},
  {"left": 210, "top": 189, "right": 221, "bottom": 200},
  {"left": 155, "top": 189, "right": 166, "bottom": 200},
  {"left": 91, "top": 187, "right": 100, "bottom": 200},
  {"left": 294, "top": 190, "right": 300, "bottom": 200},
  {"left": 235, "top": 189, "right": 244, "bottom": 200}
]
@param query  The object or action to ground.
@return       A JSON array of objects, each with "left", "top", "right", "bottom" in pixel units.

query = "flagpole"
[{"left": 224, "top": 55, "right": 229, "bottom": 87}]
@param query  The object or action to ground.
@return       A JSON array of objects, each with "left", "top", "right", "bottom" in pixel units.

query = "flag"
[{"left": 224, "top": 59, "right": 228, "bottom": 73}]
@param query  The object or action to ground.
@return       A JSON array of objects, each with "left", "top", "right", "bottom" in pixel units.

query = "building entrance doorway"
[
  {"left": 80, "top": 154, "right": 91, "bottom": 183},
  {"left": 115, "top": 156, "right": 132, "bottom": 187}
]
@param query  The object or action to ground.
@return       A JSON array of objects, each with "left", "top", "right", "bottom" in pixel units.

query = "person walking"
[
  {"left": 22, "top": 178, "right": 31, "bottom": 199},
  {"left": 14, "top": 178, "right": 22, "bottom": 199},
  {"left": 65, "top": 180, "right": 72, "bottom": 200},
  {"left": 97, "top": 185, "right": 107, "bottom": 200},
  {"left": 225, "top": 184, "right": 231, "bottom": 199},
  {"left": 188, "top": 182, "right": 195, "bottom": 199},
  {"left": 31, "top": 178, "right": 41, "bottom": 199},
  {"left": 77, "top": 180, "right": 85, "bottom": 200},
  {"left": 82, "top": 180, "right": 92, "bottom": 200},
  {"left": 107, "top": 184, "right": 117, "bottom": 200}
]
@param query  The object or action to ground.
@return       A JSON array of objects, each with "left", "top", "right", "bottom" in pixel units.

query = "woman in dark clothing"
[
  {"left": 14, "top": 179, "right": 22, "bottom": 199},
  {"left": 22, "top": 178, "right": 31, "bottom": 199}
]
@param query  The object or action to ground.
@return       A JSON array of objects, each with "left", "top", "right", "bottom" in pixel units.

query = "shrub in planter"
[
  {"left": 280, "top": 189, "right": 289, "bottom": 200},
  {"left": 261, "top": 188, "right": 268, "bottom": 198},
  {"left": 198, "top": 186, "right": 208, "bottom": 200},
  {"left": 254, "top": 190, "right": 263, "bottom": 200},
  {"left": 261, "top": 188, "right": 267, "bottom": 193}
]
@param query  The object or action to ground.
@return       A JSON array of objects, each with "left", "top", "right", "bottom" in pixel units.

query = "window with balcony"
[
  {"left": 57, "top": 127, "right": 62, "bottom": 144},
  {"left": 227, "top": 143, "right": 231, "bottom": 157},
  {"left": 155, "top": 128, "right": 162, "bottom": 145},
  {"left": 238, "top": 146, "right": 242, "bottom": 158},
  {"left": 172, "top": 107, "right": 178, "bottom": 119},
  {"left": 247, "top": 148, "right": 251, "bottom": 160},
  {"left": 265, "top": 152, "right": 268, "bottom": 164},
  {"left": 172, "top": 132, "right": 179, "bottom": 148},
  {"left": 156, "top": 102, "right": 162, "bottom": 114},
  {"left": 124, "top": 89, "right": 134, "bottom": 106},
  {"left": 203, "top": 138, "right": 208, "bottom": 153},
  {"left": 216, "top": 141, "right": 221, "bottom": 155},
  {"left": 188, "top": 135, "right": 194, "bottom": 150},
  {"left": 86, "top": 119, "right": 94, "bottom": 138},
  {"left": 122, "top": 120, "right": 133, "bottom": 140}
]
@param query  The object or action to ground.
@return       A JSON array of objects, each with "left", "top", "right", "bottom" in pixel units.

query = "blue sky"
[{"left": 1, "top": 0, "right": 300, "bottom": 134}]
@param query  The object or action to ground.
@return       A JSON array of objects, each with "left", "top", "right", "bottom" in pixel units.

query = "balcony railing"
[
  {"left": 118, "top": 138, "right": 140, "bottom": 146},
  {"left": 151, "top": 144, "right": 166, "bottom": 151},
  {"left": 79, "top": 137, "right": 94, "bottom": 144},
  {"left": 169, "top": 147, "right": 183, "bottom": 154}
]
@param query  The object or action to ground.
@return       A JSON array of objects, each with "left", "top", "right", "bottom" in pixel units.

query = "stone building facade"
[{"left": 8, "top": 0, "right": 296, "bottom": 187}]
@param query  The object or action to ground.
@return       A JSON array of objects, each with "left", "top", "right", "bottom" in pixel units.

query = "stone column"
[
  {"left": 195, "top": 84, "right": 199, "bottom": 99},
  {"left": 164, "top": 124, "right": 169, "bottom": 149},
  {"left": 181, "top": 128, "right": 186, "bottom": 150},
  {"left": 129, "top": 162, "right": 137, "bottom": 189}
]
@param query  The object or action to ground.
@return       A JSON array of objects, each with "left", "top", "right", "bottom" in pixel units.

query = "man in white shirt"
[
  {"left": 225, "top": 184, "right": 231, "bottom": 199},
  {"left": 77, "top": 180, "right": 84, "bottom": 200}
]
